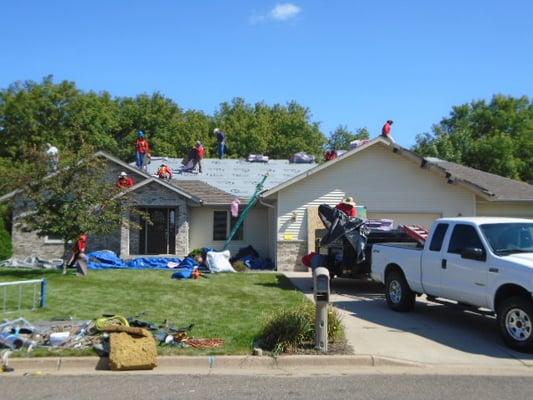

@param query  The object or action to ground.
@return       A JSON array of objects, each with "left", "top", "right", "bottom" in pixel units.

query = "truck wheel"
[
  {"left": 497, "top": 296, "right": 533, "bottom": 352},
  {"left": 385, "top": 270, "right": 415, "bottom": 312}
]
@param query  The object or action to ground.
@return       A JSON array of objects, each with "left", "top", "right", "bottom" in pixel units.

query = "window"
[
  {"left": 213, "top": 211, "right": 244, "bottom": 241},
  {"left": 447, "top": 224, "right": 485, "bottom": 256},
  {"left": 213, "top": 211, "right": 227, "bottom": 241},
  {"left": 429, "top": 224, "right": 448, "bottom": 252},
  {"left": 45, "top": 233, "right": 64, "bottom": 244},
  {"left": 480, "top": 223, "right": 533, "bottom": 255}
]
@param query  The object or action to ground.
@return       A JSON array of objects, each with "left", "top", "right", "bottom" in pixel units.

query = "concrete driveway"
[{"left": 283, "top": 272, "right": 533, "bottom": 368}]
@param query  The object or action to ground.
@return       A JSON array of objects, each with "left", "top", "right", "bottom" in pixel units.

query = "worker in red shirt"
[
  {"left": 135, "top": 131, "right": 150, "bottom": 169},
  {"left": 65, "top": 233, "right": 88, "bottom": 276},
  {"left": 335, "top": 197, "right": 358, "bottom": 218},
  {"left": 195, "top": 141, "right": 205, "bottom": 173},
  {"left": 381, "top": 120, "right": 395, "bottom": 143},
  {"left": 157, "top": 164, "right": 173, "bottom": 180},
  {"left": 116, "top": 171, "right": 134, "bottom": 188}
]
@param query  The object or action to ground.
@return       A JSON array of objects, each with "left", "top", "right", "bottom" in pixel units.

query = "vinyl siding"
[
  {"left": 476, "top": 201, "right": 533, "bottom": 218},
  {"left": 189, "top": 206, "right": 269, "bottom": 258},
  {"left": 276, "top": 143, "right": 475, "bottom": 241}
]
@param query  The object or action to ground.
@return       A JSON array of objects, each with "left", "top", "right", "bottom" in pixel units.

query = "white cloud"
[
  {"left": 249, "top": 3, "right": 302, "bottom": 24},
  {"left": 269, "top": 3, "right": 301, "bottom": 21}
]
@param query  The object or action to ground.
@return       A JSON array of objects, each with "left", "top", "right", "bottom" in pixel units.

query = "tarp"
[
  {"left": 318, "top": 204, "right": 368, "bottom": 264},
  {"left": 88, "top": 250, "right": 182, "bottom": 270}
]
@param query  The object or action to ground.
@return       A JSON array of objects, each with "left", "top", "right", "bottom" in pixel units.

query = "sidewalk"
[{"left": 282, "top": 271, "right": 533, "bottom": 368}]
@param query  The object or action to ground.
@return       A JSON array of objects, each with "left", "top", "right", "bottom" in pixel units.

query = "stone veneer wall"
[
  {"left": 276, "top": 240, "right": 308, "bottom": 272},
  {"left": 124, "top": 181, "right": 189, "bottom": 256}
]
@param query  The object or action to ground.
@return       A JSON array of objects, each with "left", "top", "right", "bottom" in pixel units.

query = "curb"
[{"left": 7, "top": 354, "right": 421, "bottom": 373}]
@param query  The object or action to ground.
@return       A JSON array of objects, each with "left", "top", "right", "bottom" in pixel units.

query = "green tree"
[
  {"left": 13, "top": 146, "right": 131, "bottom": 252},
  {"left": 0, "top": 205, "right": 12, "bottom": 260},
  {"left": 327, "top": 125, "right": 369, "bottom": 150},
  {"left": 214, "top": 98, "right": 326, "bottom": 159},
  {"left": 414, "top": 95, "right": 533, "bottom": 181}
]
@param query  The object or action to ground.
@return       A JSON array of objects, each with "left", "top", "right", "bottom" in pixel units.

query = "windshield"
[{"left": 480, "top": 223, "right": 533, "bottom": 255}]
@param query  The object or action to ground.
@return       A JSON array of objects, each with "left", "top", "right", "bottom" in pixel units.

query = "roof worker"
[
  {"left": 65, "top": 232, "right": 88, "bottom": 276},
  {"left": 135, "top": 131, "right": 151, "bottom": 170},
  {"left": 213, "top": 128, "right": 226, "bottom": 159},
  {"left": 335, "top": 196, "right": 358, "bottom": 218},
  {"left": 46, "top": 143, "right": 59, "bottom": 172},
  {"left": 195, "top": 141, "right": 205, "bottom": 173},
  {"left": 116, "top": 171, "right": 134, "bottom": 188},
  {"left": 381, "top": 120, "right": 395, "bottom": 143},
  {"left": 157, "top": 163, "right": 173, "bottom": 180}
]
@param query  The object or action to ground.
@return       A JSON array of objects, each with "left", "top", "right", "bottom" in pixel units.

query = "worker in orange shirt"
[{"left": 135, "top": 131, "right": 150, "bottom": 169}]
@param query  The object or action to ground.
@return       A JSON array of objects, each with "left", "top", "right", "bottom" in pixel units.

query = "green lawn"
[{"left": 0, "top": 269, "right": 307, "bottom": 355}]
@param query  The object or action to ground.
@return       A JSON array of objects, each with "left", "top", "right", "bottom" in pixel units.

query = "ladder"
[{"left": 402, "top": 225, "right": 429, "bottom": 245}]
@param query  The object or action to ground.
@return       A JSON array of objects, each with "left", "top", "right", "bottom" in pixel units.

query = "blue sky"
[{"left": 1, "top": 1, "right": 532, "bottom": 147}]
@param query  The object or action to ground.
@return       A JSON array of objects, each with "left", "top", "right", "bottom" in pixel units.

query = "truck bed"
[{"left": 375, "top": 242, "right": 423, "bottom": 251}]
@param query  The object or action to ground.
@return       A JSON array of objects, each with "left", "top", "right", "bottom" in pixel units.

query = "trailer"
[{"left": 315, "top": 204, "right": 417, "bottom": 279}]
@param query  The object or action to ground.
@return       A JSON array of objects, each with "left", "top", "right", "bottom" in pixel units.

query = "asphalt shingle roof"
[
  {"left": 143, "top": 157, "right": 316, "bottom": 198},
  {"left": 170, "top": 180, "right": 243, "bottom": 205},
  {"left": 426, "top": 158, "right": 533, "bottom": 201}
]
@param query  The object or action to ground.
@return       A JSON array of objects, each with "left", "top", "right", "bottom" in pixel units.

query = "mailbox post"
[{"left": 313, "top": 267, "right": 330, "bottom": 353}]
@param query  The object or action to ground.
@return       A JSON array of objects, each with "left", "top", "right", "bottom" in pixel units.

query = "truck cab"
[{"left": 371, "top": 217, "right": 533, "bottom": 351}]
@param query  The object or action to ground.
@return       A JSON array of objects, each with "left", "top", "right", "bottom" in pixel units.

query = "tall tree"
[
  {"left": 414, "top": 95, "right": 533, "bottom": 181},
  {"left": 327, "top": 125, "right": 369, "bottom": 150},
  {"left": 12, "top": 146, "right": 135, "bottom": 251}
]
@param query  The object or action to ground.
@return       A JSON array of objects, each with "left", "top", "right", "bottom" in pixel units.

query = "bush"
[
  {"left": 0, "top": 216, "right": 12, "bottom": 260},
  {"left": 257, "top": 300, "right": 344, "bottom": 354},
  {"left": 232, "top": 260, "right": 248, "bottom": 272}
]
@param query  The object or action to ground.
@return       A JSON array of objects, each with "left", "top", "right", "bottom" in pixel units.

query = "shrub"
[
  {"left": 0, "top": 216, "right": 12, "bottom": 260},
  {"left": 257, "top": 300, "right": 344, "bottom": 354},
  {"left": 232, "top": 260, "right": 248, "bottom": 272}
]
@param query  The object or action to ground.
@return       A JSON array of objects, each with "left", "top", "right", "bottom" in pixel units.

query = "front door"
[{"left": 139, "top": 208, "right": 177, "bottom": 255}]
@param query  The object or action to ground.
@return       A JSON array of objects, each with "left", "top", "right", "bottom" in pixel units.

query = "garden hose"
[{"left": 95, "top": 315, "right": 129, "bottom": 331}]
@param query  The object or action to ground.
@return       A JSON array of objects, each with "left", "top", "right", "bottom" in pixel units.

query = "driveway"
[{"left": 283, "top": 272, "right": 533, "bottom": 367}]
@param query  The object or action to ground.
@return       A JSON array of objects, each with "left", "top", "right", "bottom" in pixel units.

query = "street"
[{"left": 2, "top": 374, "right": 533, "bottom": 400}]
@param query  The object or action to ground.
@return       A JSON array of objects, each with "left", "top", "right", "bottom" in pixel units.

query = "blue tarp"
[
  {"left": 241, "top": 256, "right": 275, "bottom": 270},
  {"left": 88, "top": 250, "right": 182, "bottom": 270}
]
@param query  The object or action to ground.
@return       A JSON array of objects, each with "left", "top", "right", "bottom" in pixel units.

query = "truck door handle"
[
  {"left": 489, "top": 267, "right": 499, "bottom": 273},
  {"left": 441, "top": 259, "right": 447, "bottom": 269}
]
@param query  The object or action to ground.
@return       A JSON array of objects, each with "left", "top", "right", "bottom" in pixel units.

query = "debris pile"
[{"left": 0, "top": 314, "right": 225, "bottom": 369}]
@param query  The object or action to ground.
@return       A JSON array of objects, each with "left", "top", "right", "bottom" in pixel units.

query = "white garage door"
[{"left": 366, "top": 212, "right": 441, "bottom": 229}]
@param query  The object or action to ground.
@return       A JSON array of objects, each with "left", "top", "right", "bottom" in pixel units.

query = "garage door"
[{"left": 366, "top": 212, "right": 441, "bottom": 229}]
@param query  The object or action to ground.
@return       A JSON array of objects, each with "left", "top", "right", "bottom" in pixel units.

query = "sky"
[{"left": 1, "top": 1, "right": 532, "bottom": 147}]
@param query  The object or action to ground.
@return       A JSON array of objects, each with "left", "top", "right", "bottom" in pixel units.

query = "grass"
[{"left": 0, "top": 268, "right": 307, "bottom": 356}]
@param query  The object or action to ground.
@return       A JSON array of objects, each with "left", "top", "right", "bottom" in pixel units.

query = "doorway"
[{"left": 139, "top": 208, "right": 177, "bottom": 255}]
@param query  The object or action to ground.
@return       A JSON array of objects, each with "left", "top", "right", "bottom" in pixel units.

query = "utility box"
[
  {"left": 313, "top": 267, "right": 330, "bottom": 352},
  {"left": 313, "top": 267, "right": 330, "bottom": 303}
]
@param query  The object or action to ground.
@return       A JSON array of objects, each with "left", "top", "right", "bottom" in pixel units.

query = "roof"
[
  {"left": 113, "top": 177, "right": 202, "bottom": 204},
  {"left": 425, "top": 158, "right": 533, "bottom": 201},
  {"left": 261, "top": 137, "right": 533, "bottom": 202},
  {"left": 170, "top": 180, "right": 244, "bottom": 205},
  {"left": 140, "top": 157, "right": 316, "bottom": 198}
]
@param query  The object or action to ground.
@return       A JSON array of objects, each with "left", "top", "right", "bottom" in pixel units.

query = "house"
[
  {"left": 260, "top": 137, "right": 533, "bottom": 271},
  {"left": 3, "top": 138, "right": 533, "bottom": 271},
  {"left": 1, "top": 152, "right": 315, "bottom": 260}
]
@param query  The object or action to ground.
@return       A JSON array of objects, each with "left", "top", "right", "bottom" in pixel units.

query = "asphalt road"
[{"left": 2, "top": 374, "right": 533, "bottom": 400}]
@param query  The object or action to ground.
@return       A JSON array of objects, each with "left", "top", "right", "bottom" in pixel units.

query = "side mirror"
[{"left": 461, "top": 247, "right": 486, "bottom": 261}]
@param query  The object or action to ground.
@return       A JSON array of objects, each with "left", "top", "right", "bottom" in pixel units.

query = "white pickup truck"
[{"left": 371, "top": 217, "right": 533, "bottom": 351}]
